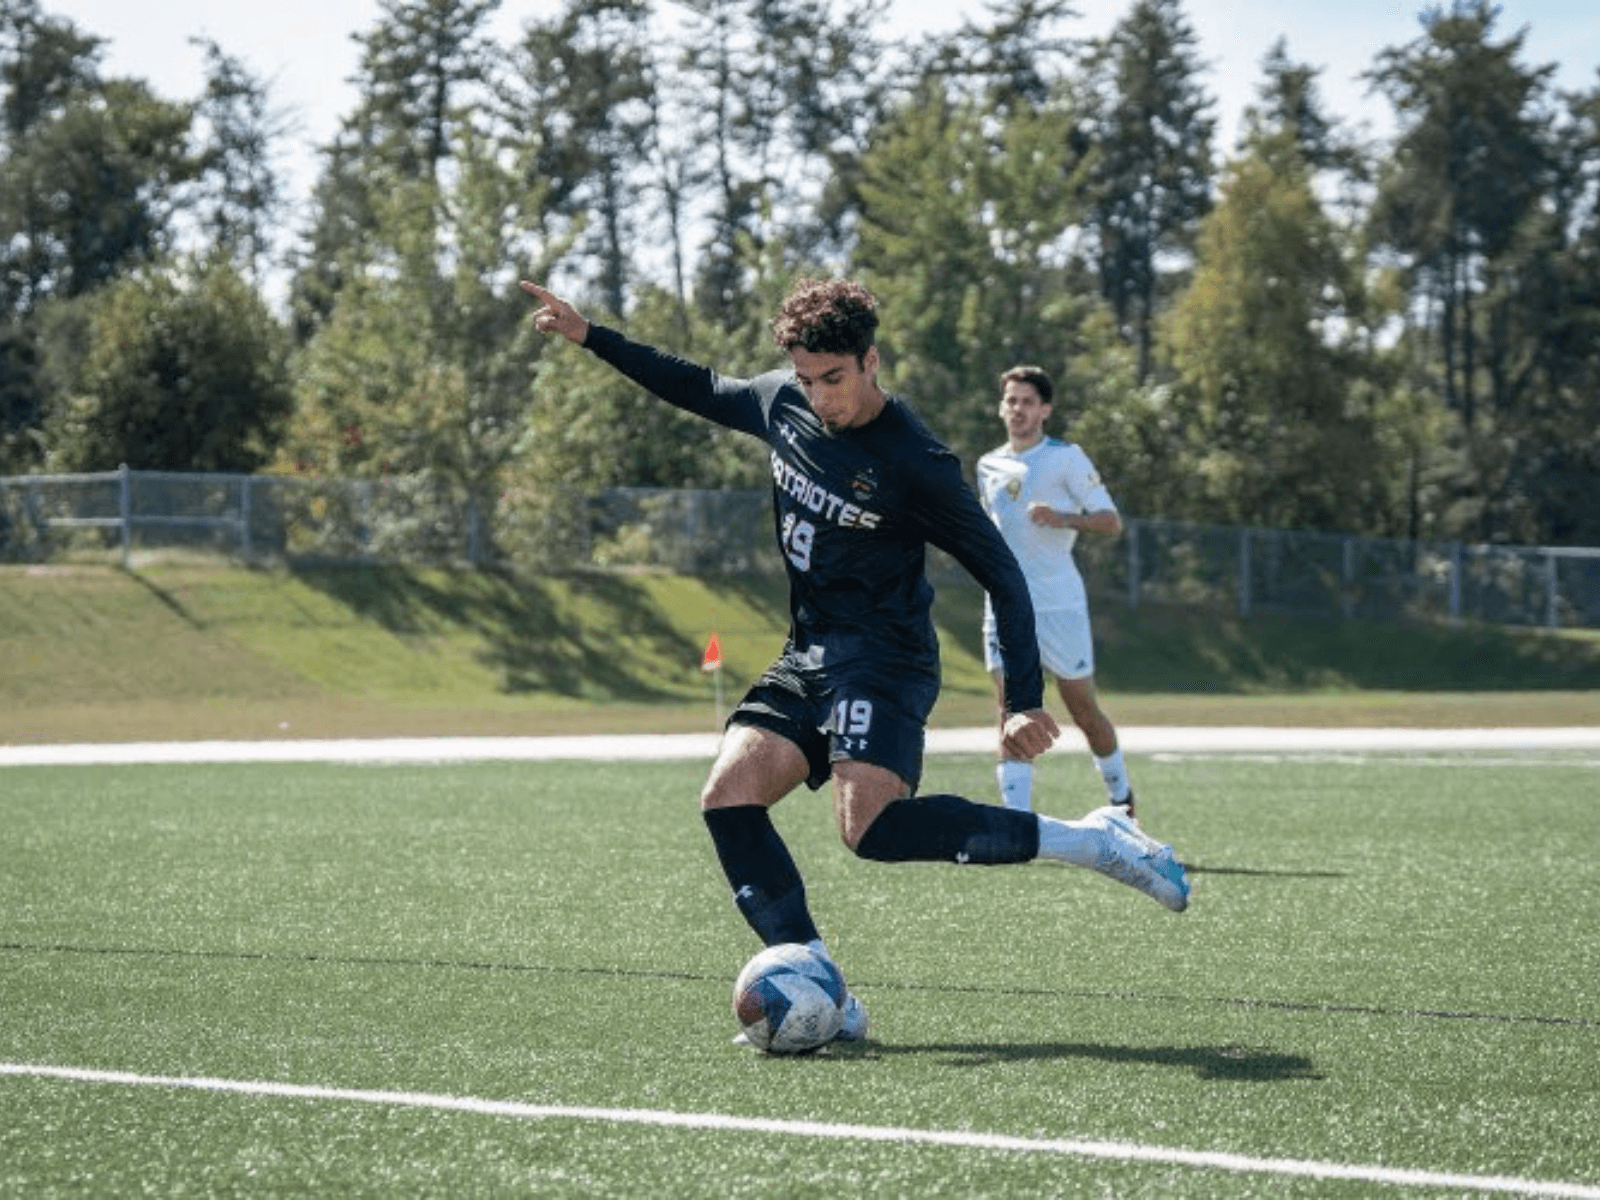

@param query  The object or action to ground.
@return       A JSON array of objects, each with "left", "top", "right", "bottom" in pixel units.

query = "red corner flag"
[{"left": 701, "top": 632, "right": 723, "bottom": 672}]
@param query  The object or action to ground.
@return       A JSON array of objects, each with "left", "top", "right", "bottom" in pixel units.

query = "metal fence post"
[
  {"left": 1341, "top": 537, "right": 1355, "bottom": 620},
  {"left": 1126, "top": 518, "right": 1140, "bottom": 610},
  {"left": 240, "top": 475, "right": 253, "bottom": 560},
  {"left": 1449, "top": 543, "right": 1463, "bottom": 620},
  {"left": 1238, "top": 527, "right": 1252, "bottom": 617},
  {"left": 118, "top": 463, "right": 132, "bottom": 569},
  {"left": 1546, "top": 550, "right": 1560, "bottom": 629}
]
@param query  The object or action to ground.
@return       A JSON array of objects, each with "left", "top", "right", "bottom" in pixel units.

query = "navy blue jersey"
[{"left": 584, "top": 325, "right": 1044, "bottom": 714}]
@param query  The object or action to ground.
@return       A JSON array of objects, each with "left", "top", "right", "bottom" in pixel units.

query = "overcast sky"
[{"left": 36, "top": 0, "right": 1600, "bottom": 218}]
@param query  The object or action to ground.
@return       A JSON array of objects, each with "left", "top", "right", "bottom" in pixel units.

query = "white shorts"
[{"left": 984, "top": 608, "right": 1095, "bottom": 681}]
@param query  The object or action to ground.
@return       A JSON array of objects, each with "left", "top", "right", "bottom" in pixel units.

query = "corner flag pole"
[{"left": 701, "top": 632, "right": 724, "bottom": 729}]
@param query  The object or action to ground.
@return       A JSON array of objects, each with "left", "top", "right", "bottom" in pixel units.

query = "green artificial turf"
[{"left": 2, "top": 751, "right": 1596, "bottom": 1196}]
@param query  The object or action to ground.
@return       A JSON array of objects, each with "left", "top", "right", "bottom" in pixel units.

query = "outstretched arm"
[
  {"left": 519, "top": 279, "right": 771, "bottom": 438},
  {"left": 520, "top": 280, "right": 590, "bottom": 345}
]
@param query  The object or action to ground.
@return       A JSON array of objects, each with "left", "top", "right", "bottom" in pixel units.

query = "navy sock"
[
  {"left": 702, "top": 805, "right": 820, "bottom": 946},
  {"left": 854, "top": 793, "right": 1039, "bottom": 864}
]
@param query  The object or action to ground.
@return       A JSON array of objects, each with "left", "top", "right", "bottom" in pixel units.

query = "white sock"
[
  {"left": 1093, "top": 748, "right": 1131, "bottom": 803},
  {"left": 996, "top": 759, "right": 1034, "bottom": 811},
  {"left": 1035, "top": 814, "right": 1104, "bottom": 867}
]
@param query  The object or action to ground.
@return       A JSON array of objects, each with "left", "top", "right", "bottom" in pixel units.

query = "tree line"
[{"left": 2, "top": 0, "right": 1596, "bottom": 551}]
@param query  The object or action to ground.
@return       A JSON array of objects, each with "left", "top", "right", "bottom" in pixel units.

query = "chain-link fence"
[
  {"left": 4, "top": 466, "right": 1598, "bottom": 630},
  {"left": 1068, "top": 521, "right": 1600, "bottom": 630}
]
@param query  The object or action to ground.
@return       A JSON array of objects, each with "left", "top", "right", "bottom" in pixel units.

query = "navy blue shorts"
[{"left": 730, "top": 646, "right": 940, "bottom": 793}]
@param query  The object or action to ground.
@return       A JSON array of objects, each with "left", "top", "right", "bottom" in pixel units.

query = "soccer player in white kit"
[{"left": 976, "top": 365, "right": 1136, "bottom": 817}]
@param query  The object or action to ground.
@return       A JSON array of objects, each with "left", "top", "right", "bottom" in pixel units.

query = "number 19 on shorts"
[{"left": 831, "top": 697, "right": 873, "bottom": 751}]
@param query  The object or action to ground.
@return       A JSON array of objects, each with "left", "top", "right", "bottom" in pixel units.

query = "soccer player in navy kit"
[{"left": 522, "top": 277, "right": 1189, "bottom": 1045}]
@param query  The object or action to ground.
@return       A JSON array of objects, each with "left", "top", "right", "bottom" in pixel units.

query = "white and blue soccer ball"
[{"left": 732, "top": 943, "right": 847, "bottom": 1054}]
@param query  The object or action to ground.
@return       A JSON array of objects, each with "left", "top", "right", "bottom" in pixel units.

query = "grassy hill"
[{"left": 3, "top": 559, "right": 1599, "bottom": 743}]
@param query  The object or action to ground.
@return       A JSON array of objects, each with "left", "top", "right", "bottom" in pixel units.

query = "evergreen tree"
[
  {"left": 288, "top": 0, "right": 501, "bottom": 339},
  {"left": 1367, "top": 0, "right": 1569, "bottom": 541},
  {"left": 1079, "top": 0, "right": 1215, "bottom": 384},
  {"left": 0, "top": 314, "right": 38, "bottom": 470},
  {"left": 349, "top": 0, "right": 501, "bottom": 185},
  {"left": 189, "top": 38, "right": 287, "bottom": 283},
  {"left": 1493, "top": 79, "right": 1600, "bottom": 543},
  {"left": 1368, "top": 0, "right": 1554, "bottom": 432},
  {"left": 282, "top": 115, "right": 559, "bottom": 557},
  {"left": 674, "top": 0, "right": 890, "bottom": 319},
  {"left": 512, "top": 0, "right": 655, "bottom": 318},
  {"left": 856, "top": 82, "right": 1094, "bottom": 460},
  {"left": 0, "top": 0, "right": 98, "bottom": 143},
  {"left": 919, "top": 0, "right": 1078, "bottom": 114},
  {"left": 1243, "top": 37, "right": 1365, "bottom": 178},
  {"left": 1165, "top": 129, "right": 1378, "bottom": 531}
]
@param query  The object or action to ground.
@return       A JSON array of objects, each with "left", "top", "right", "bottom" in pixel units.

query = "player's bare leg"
[{"left": 1057, "top": 674, "right": 1137, "bottom": 816}]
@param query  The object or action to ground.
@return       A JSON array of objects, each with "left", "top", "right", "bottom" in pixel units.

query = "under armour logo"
[{"left": 734, "top": 885, "right": 755, "bottom": 901}]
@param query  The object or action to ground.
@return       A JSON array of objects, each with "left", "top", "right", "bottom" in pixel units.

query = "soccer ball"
[{"left": 732, "top": 943, "right": 846, "bottom": 1054}]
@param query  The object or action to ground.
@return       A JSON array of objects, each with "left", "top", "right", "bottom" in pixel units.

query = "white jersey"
[{"left": 976, "top": 436, "right": 1116, "bottom": 614}]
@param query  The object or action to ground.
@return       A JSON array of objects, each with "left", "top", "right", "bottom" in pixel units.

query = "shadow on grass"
[
  {"left": 934, "top": 576, "right": 1600, "bottom": 694},
  {"left": 858, "top": 1040, "right": 1323, "bottom": 1080},
  {"left": 1092, "top": 603, "right": 1600, "bottom": 694},
  {"left": 288, "top": 563, "right": 707, "bottom": 701},
  {"left": 271, "top": 563, "right": 1600, "bottom": 702},
  {"left": 125, "top": 569, "right": 205, "bottom": 629},
  {"left": 1184, "top": 863, "right": 1348, "bottom": 879}
]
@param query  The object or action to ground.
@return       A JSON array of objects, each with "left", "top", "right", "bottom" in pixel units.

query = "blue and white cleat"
[
  {"left": 834, "top": 992, "right": 869, "bottom": 1042},
  {"left": 1084, "top": 804, "right": 1190, "bottom": 912}
]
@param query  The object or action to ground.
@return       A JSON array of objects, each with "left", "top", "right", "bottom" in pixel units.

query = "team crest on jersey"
[
  {"left": 1004, "top": 478, "right": 1022, "bottom": 501},
  {"left": 850, "top": 469, "right": 879, "bottom": 503}
]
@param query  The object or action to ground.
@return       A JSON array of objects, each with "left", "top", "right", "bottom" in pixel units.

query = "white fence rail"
[{"left": 3, "top": 466, "right": 1598, "bottom": 630}]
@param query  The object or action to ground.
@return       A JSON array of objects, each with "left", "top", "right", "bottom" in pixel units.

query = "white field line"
[
  {"left": 3, "top": 725, "right": 1599, "bottom": 767},
  {"left": 1150, "top": 752, "right": 1600, "bottom": 768},
  {"left": 3, "top": 1063, "right": 1597, "bottom": 1198}
]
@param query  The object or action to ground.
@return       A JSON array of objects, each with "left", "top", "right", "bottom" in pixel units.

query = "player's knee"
[
  {"left": 837, "top": 808, "right": 876, "bottom": 855},
  {"left": 848, "top": 808, "right": 893, "bottom": 859},
  {"left": 831, "top": 765, "right": 907, "bottom": 854},
  {"left": 700, "top": 774, "right": 737, "bottom": 810}
]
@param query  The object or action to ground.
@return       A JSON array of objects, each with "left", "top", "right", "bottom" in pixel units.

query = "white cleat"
[
  {"left": 834, "top": 992, "right": 869, "bottom": 1042},
  {"left": 1084, "top": 804, "right": 1190, "bottom": 912}
]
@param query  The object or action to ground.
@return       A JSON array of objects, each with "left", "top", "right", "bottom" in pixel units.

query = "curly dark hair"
[
  {"left": 771, "top": 279, "right": 879, "bottom": 362},
  {"left": 999, "top": 364, "right": 1054, "bottom": 406}
]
